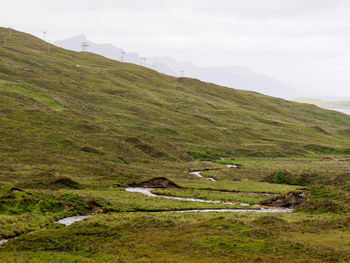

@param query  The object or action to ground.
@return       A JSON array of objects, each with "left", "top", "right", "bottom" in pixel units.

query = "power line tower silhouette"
[
  {"left": 42, "top": 30, "right": 48, "bottom": 41},
  {"left": 121, "top": 50, "right": 126, "bottom": 62},
  {"left": 47, "top": 40, "right": 51, "bottom": 53},
  {"left": 81, "top": 42, "right": 89, "bottom": 53},
  {"left": 7, "top": 26, "right": 13, "bottom": 36},
  {"left": 139, "top": 57, "right": 147, "bottom": 66}
]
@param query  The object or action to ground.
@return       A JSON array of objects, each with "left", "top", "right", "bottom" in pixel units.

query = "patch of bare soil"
[
  {"left": 10, "top": 187, "right": 25, "bottom": 193},
  {"left": 131, "top": 177, "right": 180, "bottom": 188},
  {"left": 262, "top": 191, "right": 308, "bottom": 208}
]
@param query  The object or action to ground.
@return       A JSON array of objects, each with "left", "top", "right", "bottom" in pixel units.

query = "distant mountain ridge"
[{"left": 54, "top": 35, "right": 294, "bottom": 98}]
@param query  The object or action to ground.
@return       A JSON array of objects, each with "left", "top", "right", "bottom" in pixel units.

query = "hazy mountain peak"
[{"left": 54, "top": 35, "right": 295, "bottom": 98}]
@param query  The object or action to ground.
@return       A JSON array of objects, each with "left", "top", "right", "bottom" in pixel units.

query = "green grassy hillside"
[
  {"left": 1, "top": 27, "right": 350, "bottom": 182},
  {"left": 2, "top": 28, "right": 350, "bottom": 263}
]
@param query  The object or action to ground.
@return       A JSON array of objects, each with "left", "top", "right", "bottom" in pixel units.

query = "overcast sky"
[{"left": 2, "top": 0, "right": 350, "bottom": 98}]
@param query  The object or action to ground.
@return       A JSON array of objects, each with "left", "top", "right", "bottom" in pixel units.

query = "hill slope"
[{"left": 1, "top": 28, "right": 350, "bottom": 178}]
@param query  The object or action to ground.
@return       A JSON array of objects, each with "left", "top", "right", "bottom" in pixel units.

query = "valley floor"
[{"left": 1, "top": 156, "right": 350, "bottom": 262}]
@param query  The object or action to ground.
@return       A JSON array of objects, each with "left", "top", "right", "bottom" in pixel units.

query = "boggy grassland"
[
  {"left": 0, "top": 28, "right": 350, "bottom": 262},
  {"left": 1, "top": 157, "right": 350, "bottom": 262}
]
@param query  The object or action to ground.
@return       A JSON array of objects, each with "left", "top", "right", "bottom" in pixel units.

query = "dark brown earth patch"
[
  {"left": 131, "top": 177, "right": 180, "bottom": 188},
  {"left": 10, "top": 187, "right": 25, "bottom": 193},
  {"left": 262, "top": 191, "right": 308, "bottom": 208}
]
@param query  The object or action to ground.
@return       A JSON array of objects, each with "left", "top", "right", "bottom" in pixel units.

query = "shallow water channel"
[
  {"left": 226, "top": 165, "right": 238, "bottom": 168},
  {"left": 0, "top": 239, "right": 8, "bottom": 245},
  {"left": 189, "top": 171, "right": 216, "bottom": 181},
  {"left": 56, "top": 215, "right": 95, "bottom": 226},
  {"left": 189, "top": 165, "right": 238, "bottom": 181},
  {"left": 125, "top": 187, "right": 292, "bottom": 213},
  {"left": 0, "top": 165, "right": 291, "bottom": 247}
]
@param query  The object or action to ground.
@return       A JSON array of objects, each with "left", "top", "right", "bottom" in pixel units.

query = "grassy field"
[
  {"left": 1, "top": 28, "right": 350, "bottom": 262},
  {"left": 1, "top": 211, "right": 350, "bottom": 262},
  {"left": 151, "top": 188, "right": 270, "bottom": 204},
  {"left": 1, "top": 156, "right": 349, "bottom": 262}
]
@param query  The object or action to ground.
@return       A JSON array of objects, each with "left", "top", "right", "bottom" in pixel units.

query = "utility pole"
[
  {"left": 81, "top": 41, "right": 89, "bottom": 53},
  {"left": 140, "top": 57, "right": 147, "bottom": 66},
  {"left": 121, "top": 50, "right": 126, "bottom": 62},
  {"left": 42, "top": 30, "right": 48, "bottom": 41},
  {"left": 7, "top": 26, "right": 13, "bottom": 36},
  {"left": 180, "top": 70, "right": 184, "bottom": 78}
]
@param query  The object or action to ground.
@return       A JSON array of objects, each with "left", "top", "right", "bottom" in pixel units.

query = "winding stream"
[
  {"left": 189, "top": 171, "right": 216, "bottom": 181},
  {"left": 126, "top": 168, "right": 291, "bottom": 213},
  {"left": 56, "top": 215, "right": 95, "bottom": 226},
  {"left": 125, "top": 187, "right": 292, "bottom": 213},
  {"left": 189, "top": 164, "right": 239, "bottom": 181},
  {"left": 0, "top": 239, "right": 8, "bottom": 245},
  {"left": 0, "top": 166, "right": 291, "bottom": 247},
  {"left": 126, "top": 187, "right": 250, "bottom": 206}
]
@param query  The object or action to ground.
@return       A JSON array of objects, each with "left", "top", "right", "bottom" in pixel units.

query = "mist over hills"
[{"left": 54, "top": 35, "right": 295, "bottom": 99}]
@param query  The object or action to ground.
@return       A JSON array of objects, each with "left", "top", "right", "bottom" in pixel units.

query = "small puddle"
[
  {"left": 189, "top": 171, "right": 216, "bottom": 182},
  {"left": 56, "top": 215, "right": 95, "bottom": 226},
  {"left": 125, "top": 187, "right": 292, "bottom": 213},
  {"left": 226, "top": 165, "right": 238, "bottom": 168}
]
